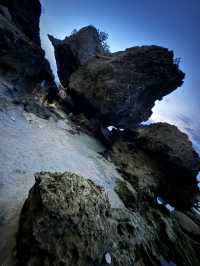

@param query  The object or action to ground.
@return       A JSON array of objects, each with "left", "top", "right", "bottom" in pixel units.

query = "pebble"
[
  {"left": 105, "top": 252, "right": 112, "bottom": 264},
  {"left": 10, "top": 116, "right": 15, "bottom": 121}
]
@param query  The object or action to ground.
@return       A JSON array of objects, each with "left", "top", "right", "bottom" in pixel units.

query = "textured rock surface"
[
  {"left": 0, "top": 1, "right": 53, "bottom": 89},
  {"left": 16, "top": 171, "right": 200, "bottom": 266},
  {"left": 17, "top": 172, "right": 113, "bottom": 266},
  {"left": 0, "top": 0, "right": 41, "bottom": 45},
  {"left": 135, "top": 123, "right": 200, "bottom": 176},
  {"left": 1, "top": 2, "right": 200, "bottom": 266},
  {"left": 110, "top": 123, "right": 200, "bottom": 210},
  {"left": 17, "top": 172, "right": 137, "bottom": 266},
  {"left": 50, "top": 29, "right": 185, "bottom": 128},
  {"left": 49, "top": 26, "right": 104, "bottom": 86},
  {"left": 68, "top": 45, "right": 185, "bottom": 128},
  {"left": 174, "top": 211, "right": 200, "bottom": 237}
]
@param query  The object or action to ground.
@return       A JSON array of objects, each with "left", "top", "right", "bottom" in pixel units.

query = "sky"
[{"left": 40, "top": 0, "right": 200, "bottom": 155}]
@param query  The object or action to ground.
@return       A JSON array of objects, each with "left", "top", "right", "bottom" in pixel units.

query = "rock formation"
[
  {"left": 0, "top": 0, "right": 53, "bottom": 89},
  {"left": 48, "top": 26, "right": 105, "bottom": 87},
  {"left": 50, "top": 27, "right": 185, "bottom": 128},
  {"left": 0, "top": 1, "right": 200, "bottom": 266},
  {"left": 16, "top": 171, "right": 200, "bottom": 266},
  {"left": 110, "top": 123, "right": 200, "bottom": 210},
  {"left": 16, "top": 172, "right": 113, "bottom": 266},
  {"left": 0, "top": 0, "right": 41, "bottom": 45}
]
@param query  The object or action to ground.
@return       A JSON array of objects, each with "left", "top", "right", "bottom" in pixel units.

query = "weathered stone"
[
  {"left": 134, "top": 123, "right": 200, "bottom": 209},
  {"left": 16, "top": 172, "right": 136, "bottom": 266},
  {"left": 16, "top": 171, "right": 200, "bottom": 266},
  {"left": 0, "top": 1, "right": 53, "bottom": 89},
  {"left": 115, "top": 179, "right": 137, "bottom": 211},
  {"left": 0, "top": 0, "right": 41, "bottom": 45},
  {"left": 135, "top": 123, "right": 200, "bottom": 176},
  {"left": 49, "top": 26, "right": 104, "bottom": 86},
  {"left": 110, "top": 123, "right": 200, "bottom": 210},
  {"left": 68, "top": 44, "right": 185, "bottom": 128},
  {"left": 174, "top": 211, "right": 200, "bottom": 238},
  {"left": 49, "top": 26, "right": 185, "bottom": 129}
]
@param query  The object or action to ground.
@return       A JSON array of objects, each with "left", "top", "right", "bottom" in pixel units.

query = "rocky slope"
[{"left": 0, "top": 1, "right": 200, "bottom": 266}]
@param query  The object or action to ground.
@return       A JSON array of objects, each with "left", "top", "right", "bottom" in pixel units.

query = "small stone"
[{"left": 105, "top": 252, "right": 112, "bottom": 264}]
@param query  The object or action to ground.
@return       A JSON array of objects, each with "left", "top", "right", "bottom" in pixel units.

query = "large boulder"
[
  {"left": 49, "top": 26, "right": 104, "bottom": 86},
  {"left": 16, "top": 172, "right": 111, "bottom": 265},
  {"left": 16, "top": 171, "right": 200, "bottom": 266},
  {"left": 16, "top": 172, "right": 136, "bottom": 266},
  {"left": 110, "top": 123, "right": 200, "bottom": 210},
  {"left": 135, "top": 123, "right": 200, "bottom": 176},
  {"left": 68, "top": 45, "right": 185, "bottom": 128},
  {"left": 0, "top": 1, "right": 53, "bottom": 88},
  {"left": 50, "top": 26, "right": 185, "bottom": 129}
]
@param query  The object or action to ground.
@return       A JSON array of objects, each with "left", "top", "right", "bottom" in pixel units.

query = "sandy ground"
[{"left": 0, "top": 81, "right": 123, "bottom": 264}]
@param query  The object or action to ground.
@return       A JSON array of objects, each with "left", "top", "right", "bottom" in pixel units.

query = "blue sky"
[{"left": 40, "top": 0, "right": 200, "bottom": 155}]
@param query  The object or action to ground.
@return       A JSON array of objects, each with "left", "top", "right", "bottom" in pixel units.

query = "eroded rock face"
[
  {"left": 0, "top": 1, "right": 53, "bottom": 88},
  {"left": 49, "top": 26, "right": 104, "bottom": 86},
  {"left": 174, "top": 211, "right": 200, "bottom": 238},
  {"left": 49, "top": 26, "right": 185, "bottom": 128},
  {"left": 17, "top": 172, "right": 112, "bottom": 266},
  {"left": 0, "top": 0, "right": 41, "bottom": 45},
  {"left": 50, "top": 27, "right": 185, "bottom": 128},
  {"left": 135, "top": 123, "right": 200, "bottom": 177},
  {"left": 16, "top": 171, "right": 200, "bottom": 266},
  {"left": 110, "top": 123, "right": 200, "bottom": 210},
  {"left": 17, "top": 172, "right": 137, "bottom": 266},
  {"left": 69, "top": 45, "right": 185, "bottom": 128}
]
